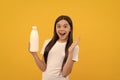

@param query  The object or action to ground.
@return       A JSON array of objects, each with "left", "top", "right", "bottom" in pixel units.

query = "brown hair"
[{"left": 44, "top": 15, "right": 73, "bottom": 68}]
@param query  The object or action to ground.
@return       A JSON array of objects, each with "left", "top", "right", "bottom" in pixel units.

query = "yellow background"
[{"left": 0, "top": 0, "right": 120, "bottom": 80}]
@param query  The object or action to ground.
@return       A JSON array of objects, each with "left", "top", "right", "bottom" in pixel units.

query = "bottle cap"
[{"left": 32, "top": 26, "right": 37, "bottom": 29}]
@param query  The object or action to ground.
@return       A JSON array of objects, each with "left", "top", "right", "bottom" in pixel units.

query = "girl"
[{"left": 29, "top": 15, "right": 80, "bottom": 80}]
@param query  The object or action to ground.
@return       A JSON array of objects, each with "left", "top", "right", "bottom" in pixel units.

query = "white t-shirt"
[{"left": 41, "top": 39, "right": 79, "bottom": 80}]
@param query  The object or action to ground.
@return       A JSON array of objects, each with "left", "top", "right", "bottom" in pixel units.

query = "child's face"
[{"left": 56, "top": 20, "right": 71, "bottom": 42}]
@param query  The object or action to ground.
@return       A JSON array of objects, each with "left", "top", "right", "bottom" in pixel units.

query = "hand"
[
  {"left": 68, "top": 37, "right": 80, "bottom": 53},
  {"left": 28, "top": 42, "right": 37, "bottom": 55}
]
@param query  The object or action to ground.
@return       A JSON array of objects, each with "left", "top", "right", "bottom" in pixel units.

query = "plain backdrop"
[{"left": 0, "top": 0, "right": 120, "bottom": 80}]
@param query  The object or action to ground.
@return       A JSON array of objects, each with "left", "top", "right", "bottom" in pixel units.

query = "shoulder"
[
  {"left": 44, "top": 39, "right": 51, "bottom": 45},
  {"left": 74, "top": 45, "right": 80, "bottom": 52},
  {"left": 45, "top": 39, "right": 51, "bottom": 43}
]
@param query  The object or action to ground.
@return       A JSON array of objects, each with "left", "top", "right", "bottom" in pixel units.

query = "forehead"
[{"left": 56, "top": 20, "right": 69, "bottom": 25}]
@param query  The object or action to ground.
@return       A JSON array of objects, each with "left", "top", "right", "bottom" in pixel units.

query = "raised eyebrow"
[
  {"left": 56, "top": 24, "right": 60, "bottom": 26},
  {"left": 63, "top": 23, "right": 69, "bottom": 26}
]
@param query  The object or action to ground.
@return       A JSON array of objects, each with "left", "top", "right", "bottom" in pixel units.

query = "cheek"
[
  {"left": 66, "top": 29, "right": 71, "bottom": 36},
  {"left": 67, "top": 26, "right": 71, "bottom": 32},
  {"left": 66, "top": 28, "right": 71, "bottom": 33},
  {"left": 56, "top": 29, "right": 59, "bottom": 34},
  {"left": 65, "top": 31, "right": 70, "bottom": 36}
]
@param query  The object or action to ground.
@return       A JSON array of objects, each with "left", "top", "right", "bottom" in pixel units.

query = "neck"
[{"left": 58, "top": 39, "right": 67, "bottom": 43}]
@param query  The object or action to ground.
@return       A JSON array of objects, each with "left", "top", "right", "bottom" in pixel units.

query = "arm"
[
  {"left": 28, "top": 43, "right": 46, "bottom": 72},
  {"left": 61, "top": 51, "right": 75, "bottom": 77},
  {"left": 61, "top": 38, "right": 80, "bottom": 77},
  {"left": 31, "top": 52, "right": 46, "bottom": 72}
]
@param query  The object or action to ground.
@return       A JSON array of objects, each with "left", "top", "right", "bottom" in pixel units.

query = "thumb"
[{"left": 74, "top": 37, "right": 80, "bottom": 45}]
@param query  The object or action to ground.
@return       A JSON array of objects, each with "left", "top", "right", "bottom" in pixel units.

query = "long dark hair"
[{"left": 44, "top": 15, "right": 73, "bottom": 68}]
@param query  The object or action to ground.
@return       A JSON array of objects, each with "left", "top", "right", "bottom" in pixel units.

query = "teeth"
[
  {"left": 63, "top": 33, "right": 65, "bottom": 35},
  {"left": 59, "top": 33, "right": 65, "bottom": 35}
]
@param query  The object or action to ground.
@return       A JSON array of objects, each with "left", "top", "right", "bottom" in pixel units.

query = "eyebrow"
[
  {"left": 64, "top": 24, "right": 68, "bottom": 26},
  {"left": 56, "top": 23, "right": 68, "bottom": 26},
  {"left": 56, "top": 24, "right": 60, "bottom": 26}
]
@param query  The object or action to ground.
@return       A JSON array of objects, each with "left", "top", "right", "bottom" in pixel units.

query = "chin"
[{"left": 59, "top": 37, "right": 68, "bottom": 41}]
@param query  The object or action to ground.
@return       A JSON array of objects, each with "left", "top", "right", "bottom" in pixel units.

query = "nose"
[{"left": 59, "top": 26, "right": 64, "bottom": 31}]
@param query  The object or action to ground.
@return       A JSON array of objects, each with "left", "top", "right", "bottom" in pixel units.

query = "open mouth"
[{"left": 59, "top": 32, "right": 66, "bottom": 36}]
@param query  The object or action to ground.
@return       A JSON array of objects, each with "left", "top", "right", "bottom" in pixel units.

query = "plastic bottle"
[{"left": 30, "top": 26, "right": 39, "bottom": 52}]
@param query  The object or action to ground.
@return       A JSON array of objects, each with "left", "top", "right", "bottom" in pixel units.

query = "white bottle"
[{"left": 30, "top": 26, "right": 39, "bottom": 52}]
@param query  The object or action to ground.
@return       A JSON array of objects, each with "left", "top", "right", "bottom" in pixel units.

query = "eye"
[
  {"left": 64, "top": 25, "right": 67, "bottom": 28},
  {"left": 56, "top": 25, "right": 61, "bottom": 28}
]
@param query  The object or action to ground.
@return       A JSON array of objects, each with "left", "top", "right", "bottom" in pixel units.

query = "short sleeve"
[
  {"left": 72, "top": 45, "right": 79, "bottom": 62},
  {"left": 41, "top": 39, "right": 51, "bottom": 54}
]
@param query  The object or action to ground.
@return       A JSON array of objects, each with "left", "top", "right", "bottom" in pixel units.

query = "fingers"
[
  {"left": 28, "top": 42, "right": 37, "bottom": 54},
  {"left": 73, "top": 37, "right": 80, "bottom": 46},
  {"left": 76, "top": 37, "right": 80, "bottom": 44},
  {"left": 69, "top": 37, "right": 80, "bottom": 51}
]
